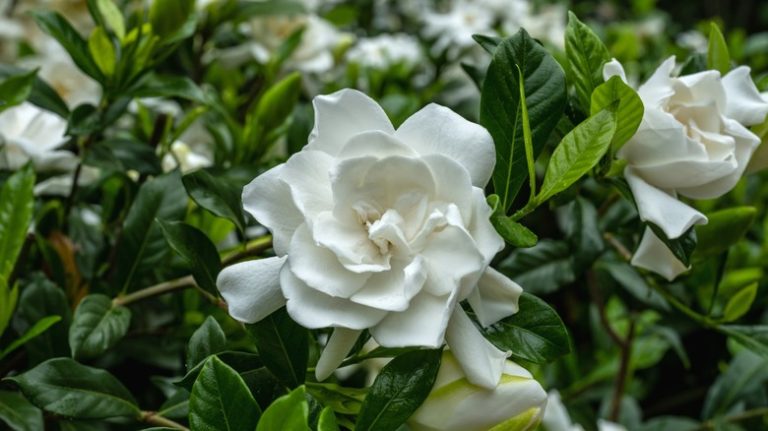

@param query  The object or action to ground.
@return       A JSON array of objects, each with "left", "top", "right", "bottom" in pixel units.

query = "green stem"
[
  {"left": 113, "top": 275, "right": 194, "bottom": 307},
  {"left": 139, "top": 410, "right": 189, "bottom": 430},
  {"left": 221, "top": 235, "right": 273, "bottom": 266},
  {"left": 695, "top": 407, "right": 768, "bottom": 430}
]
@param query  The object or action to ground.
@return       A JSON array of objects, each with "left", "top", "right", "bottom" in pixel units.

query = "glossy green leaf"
[
  {"left": 0, "top": 278, "right": 18, "bottom": 338},
  {"left": 356, "top": 349, "right": 442, "bottom": 431},
  {"left": 491, "top": 215, "right": 538, "bottom": 248},
  {"left": 317, "top": 406, "right": 340, "bottom": 431},
  {"left": 480, "top": 29, "right": 566, "bottom": 212},
  {"left": 158, "top": 221, "right": 222, "bottom": 295},
  {"left": 0, "top": 164, "right": 35, "bottom": 280},
  {"left": 255, "top": 72, "right": 302, "bottom": 132},
  {"left": 0, "top": 315, "right": 61, "bottom": 361},
  {"left": 723, "top": 283, "right": 758, "bottom": 322},
  {"left": 182, "top": 170, "right": 246, "bottom": 233},
  {"left": 0, "top": 69, "right": 37, "bottom": 113},
  {"left": 186, "top": 316, "right": 227, "bottom": 371},
  {"left": 559, "top": 197, "right": 604, "bottom": 268},
  {"left": 69, "top": 294, "right": 131, "bottom": 360},
  {"left": 0, "top": 65, "right": 69, "bottom": 117},
  {"left": 517, "top": 65, "right": 536, "bottom": 200},
  {"left": 13, "top": 276, "right": 71, "bottom": 362},
  {"left": 114, "top": 171, "right": 187, "bottom": 292},
  {"left": 256, "top": 386, "right": 309, "bottom": 431},
  {"left": 128, "top": 73, "right": 206, "bottom": 103},
  {"left": 472, "top": 33, "right": 502, "bottom": 54},
  {"left": 707, "top": 22, "right": 730, "bottom": 74},
  {"left": 538, "top": 109, "right": 616, "bottom": 202},
  {"left": 189, "top": 356, "right": 261, "bottom": 431},
  {"left": 719, "top": 325, "right": 768, "bottom": 359},
  {"left": 590, "top": 75, "right": 643, "bottom": 152},
  {"left": 0, "top": 390, "right": 43, "bottom": 431},
  {"left": 94, "top": 0, "right": 125, "bottom": 39},
  {"left": 247, "top": 308, "right": 308, "bottom": 388},
  {"left": 88, "top": 27, "right": 116, "bottom": 76},
  {"left": 695, "top": 207, "right": 757, "bottom": 259},
  {"left": 565, "top": 12, "right": 611, "bottom": 112},
  {"left": 31, "top": 11, "right": 103, "bottom": 81},
  {"left": 702, "top": 349, "right": 768, "bottom": 418},
  {"left": 480, "top": 292, "right": 571, "bottom": 363},
  {"left": 498, "top": 240, "right": 575, "bottom": 295},
  {"left": 176, "top": 351, "right": 262, "bottom": 391},
  {"left": 5, "top": 358, "right": 140, "bottom": 419}
]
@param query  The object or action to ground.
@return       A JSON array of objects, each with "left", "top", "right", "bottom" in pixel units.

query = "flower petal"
[
  {"left": 337, "top": 130, "right": 418, "bottom": 160},
  {"left": 421, "top": 154, "right": 475, "bottom": 221},
  {"left": 625, "top": 167, "right": 707, "bottom": 239},
  {"left": 370, "top": 290, "right": 456, "bottom": 348},
  {"left": 603, "top": 58, "right": 628, "bottom": 83},
  {"left": 217, "top": 257, "right": 287, "bottom": 323},
  {"left": 637, "top": 56, "right": 676, "bottom": 108},
  {"left": 351, "top": 256, "right": 428, "bottom": 311},
  {"left": 467, "top": 267, "right": 523, "bottom": 328},
  {"left": 466, "top": 188, "right": 505, "bottom": 264},
  {"left": 315, "top": 328, "right": 362, "bottom": 381},
  {"left": 306, "top": 89, "right": 395, "bottom": 156},
  {"left": 420, "top": 223, "right": 485, "bottom": 298},
  {"left": 395, "top": 103, "right": 495, "bottom": 187},
  {"left": 631, "top": 227, "right": 689, "bottom": 281},
  {"left": 280, "top": 150, "right": 334, "bottom": 219},
  {"left": 445, "top": 308, "right": 509, "bottom": 389},
  {"left": 281, "top": 263, "right": 387, "bottom": 329},
  {"left": 242, "top": 165, "right": 304, "bottom": 255},
  {"left": 620, "top": 108, "right": 708, "bottom": 168},
  {"left": 312, "top": 211, "right": 389, "bottom": 273},
  {"left": 722, "top": 66, "right": 768, "bottom": 126}
]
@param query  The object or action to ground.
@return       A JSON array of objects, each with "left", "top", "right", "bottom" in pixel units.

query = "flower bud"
[{"left": 408, "top": 351, "right": 547, "bottom": 431}]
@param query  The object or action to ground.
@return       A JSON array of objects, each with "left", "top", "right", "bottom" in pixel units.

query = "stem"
[
  {"left": 113, "top": 275, "right": 194, "bottom": 307},
  {"left": 139, "top": 410, "right": 189, "bottom": 430},
  {"left": 587, "top": 271, "right": 626, "bottom": 348},
  {"left": 510, "top": 200, "right": 538, "bottom": 222},
  {"left": 64, "top": 162, "right": 83, "bottom": 215},
  {"left": 221, "top": 235, "right": 273, "bottom": 266},
  {"left": 609, "top": 316, "right": 636, "bottom": 422},
  {"left": 604, "top": 232, "right": 632, "bottom": 261},
  {"left": 695, "top": 407, "right": 768, "bottom": 430}
]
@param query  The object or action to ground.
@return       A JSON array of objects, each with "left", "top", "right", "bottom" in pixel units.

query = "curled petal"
[
  {"left": 217, "top": 257, "right": 287, "bottom": 323},
  {"left": 722, "top": 66, "right": 768, "bottom": 126},
  {"left": 603, "top": 58, "right": 628, "bottom": 83},
  {"left": 350, "top": 257, "right": 428, "bottom": 312},
  {"left": 637, "top": 56, "right": 676, "bottom": 108},
  {"left": 316, "top": 328, "right": 362, "bottom": 381},
  {"left": 370, "top": 290, "right": 456, "bottom": 348},
  {"left": 467, "top": 267, "right": 523, "bottom": 328},
  {"left": 337, "top": 130, "right": 418, "bottom": 160},
  {"left": 281, "top": 150, "right": 334, "bottom": 219},
  {"left": 445, "top": 308, "right": 508, "bottom": 389},
  {"left": 632, "top": 227, "right": 689, "bottom": 281}
]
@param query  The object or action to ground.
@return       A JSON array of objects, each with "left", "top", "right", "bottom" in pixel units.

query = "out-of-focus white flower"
[
  {"left": 677, "top": 30, "right": 708, "bottom": 53},
  {"left": 33, "top": 165, "right": 100, "bottom": 196},
  {"left": 217, "top": 89, "right": 524, "bottom": 389},
  {"left": 604, "top": 57, "right": 768, "bottom": 280},
  {"left": 597, "top": 420, "right": 628, "bottom": 431},
  {"left": 408, "top": 351, "right": 547, "bottom": 431},
  {"left": 162, "top": 141, "right": 213, "bottom": 173},
  {"left": 423, "top": 1, "right": 495, "bottom": 57},
  {"left": 542, "top": 391, "right": 628, "bottom": 431},
  {"left": 0, "top": 102, "right": 75, "bottom": 172},
  {"left": 346, "top": 33, "right": 422, "bottom": 70},
  {"left": 520, "top": 4, "right": 567, "bottom": 49}
]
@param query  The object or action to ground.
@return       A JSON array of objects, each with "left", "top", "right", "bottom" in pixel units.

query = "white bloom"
[
  {"left": 0, "top": 102, "right": 75, "bottom": 172},
  {"left": 519, "top": 4, "right": 567, "bottom": 49},
  {"left": 408, "top": 351, "right": 547, "bottom": 431},
  {"left": 346, "top": 33, "right": 422, "bottom": 70},
  {"left": 542, "top": 391, "right": 627, "bottom": 431},
  {"left": 677, "top": 30, "right": 708, "bottom": 53},
  {"left": 423, "top": 1, "right": 496, "bottom": 57},
  {"left": 161, "top": 141, "right": 212, "bottom": 173},
  {"left": 217, "top": 89, "right": 524, "bottom": 389},
  {"left": 604, "top": 57, "right": 768, "bottom": 280}
]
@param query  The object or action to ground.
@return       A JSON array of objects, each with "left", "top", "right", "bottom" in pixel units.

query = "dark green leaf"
[
  {"left": 69, "top": 294, "right": 131, "bottom": 360},
  {"left": 719, "top": 325, "right": 768, "bottom": 359},
  {"left": 149, "top": 0, "right": 195, "bottom": 39},
  {"left": 254, "top": 72, "right": 302, "bottom": 132},
  {"left": 5, "top": 358, "right": 140, "bottom": 419},
  {"left": 702, "top": 349, "right": 768, "bottom": 418},
  {"left": 66, "top": 103, "right": 101, "bottom": 136},
  {"left": 559, "top": 197, "right": 604, "bottom": 268},
  {"left": 0, "top": 390, "right": 43, "bottom": 431},
  {"left": 128, "top": 74, "right": 207, "bottom": 104},
  {"left": 0, "top": 69, "right": 37, "bottom": 113},
  {"left": 491, "top": 215, "right": 538, "bottom": 248},
  {"left": 565, "top": 12, "right": 611, "bottom": 112},
  {"left": 182, "top": 169, "right": 246, "bottom": 233},
  {"left": 472, "top": 34, "right": 502, "bottom": 54},
  {"left": 247, "top": 308, "right": 308, "bottom": 388},
  {"left": 694, "top": 207, "right": 757, "bottom": 260},
  {"left": 0, "top": 65, "right": 69, "bottom": 118},
  {"left": 0, "top": 316, "right": 61, "bottom": 361},
  {"left": 598, "top": 261, "right": 669, "bottom": 311},
  {"left": 723, "top": 283, "right": 758, "bottom": 322},
  {"left": 175, "top": 351, "right": 262, "bottom": 391},
  {"left": 636, "top": 417, "right": 699, "bottom": 431},
  {"left": 113, "top": 171, "right": 187, "bottom": 292},
  {"left": 356, "top": 349, "right": 442, "bottom": 431},
  {"left": 256, "top": 385, "right": 309, "bottom": 431},
  {"left": 31, "top": 11, "right": 103, "bottom": 81},
  {"left": 186, "top": 316, "right": 227, "bottom": 370},
  {"left": 13, "top": 276, "right": 71, "bottom": 362},
  {"left": 480, "top": 29, "right": 566, "bottom": 211},
  {"left": 228, "top": 0, "right": 306, "bottom": 23},
  {"left": 88, "top": 138, "right": 162, "bottom": 175},
  {"left": 480, "top": 292, "right": 571, "bottom": 363},
  {"left": 189, "top": 356, "right": 261, "bottom": 431},
  {"left": 590, "top": 75, "right": 643, "bottom": 153},
  {"left": 707, "top": 22, "right": 730, "bottom": 74},
  {"left": 498, "top": 240, "right": 576, "bottom": 295},
  {"left": 158, "top": 221, "right": 222, "bottom": 295},
  {"left": 0, "top": 164, "right": 35, "bottom": 280},
  {"left": 648, "top": 224, "right": 697, "bottom": 267},
  {"left": 538, "top": 109, "right": 616, "bottom": 202}
]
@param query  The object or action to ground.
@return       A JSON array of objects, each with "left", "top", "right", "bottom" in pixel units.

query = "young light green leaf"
[
  {"left": 0, "top": 315, "right": 61, "bottom": 361},
  {"left": 186, "top": 316, "right": 227, "bottom": 371},
  {"left": 95, "top": 0, "right": 125, "bottom": 39},
  {"left": 0, "top": 164, "right": 35, "bottom": 280},
  {"left": 88, "top": 27, "right": 116, "bottom": 77},
  {"left": 0, "top": 278, "right": 18, "bottom": 338},
  {"left": 723, "top": 283, "right": 758, "bottom": 322},
  {"left": 480, "top": 29, "right": 566, "bottom": 212},
  {"left": 566, "top": 12, "right": 611, "bottom": 112},
  {"left": 0, "top": 69, "right": 37, "bottom": 113},
  {"left": 158, "top": 221, "right": 222, "bottom": 295},
  {"left": 182, "top": 170, "right": 246, "bottom": 233},
  {"left": 69, "top": 294, "right": 131, "bottom": 360},
  {"left": 538, "top": 109, "right": 616, "bottom": 203},
  {"left": 189, "top": 356, "right": 261, "bottom": 431},
  {"left": 255, "top": 72, "right": 302, "bottom": 133},
  {"left": 356, "top": 349, "right": 442, "bottom": 431},
  {"left": 694, "top": 207, "right": 757, "bottom": 259},
  {"left": 256, "top": 386, "right": 309, "bottom": 431},
  {"left": 491, "top": 215, "right": 538, "bottom": 248},
  {"left": 479, "top": 292, "right": 571, "bottom": 363},
  {"left": 590, "top": 75, "right": 643, "bottom": 152},
  {"left": 247, "top": 308, "right": 308, "bottom": 388},
  {"left": 0, "top": 390, "right": 43, "bottom": 431},
  {"left": 516, "top": 65, "right": 536, "bottom": 201},
  {"left": 31, "top": 11, "right": 103, "bottom": 81},
  {"left": 5, "top": 358, "right": 141, "bottom": 419},
  {"left": 707, "top": 22, "right": 730, "bottom": 75},
  {"left": 128, "top": 74, "right": 207, "bottom": 104},
  {"left": 317, "top": 406, "right": 340, "bottom": 431}
]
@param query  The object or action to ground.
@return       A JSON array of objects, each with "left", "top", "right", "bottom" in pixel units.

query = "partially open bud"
[{"left": 408, "top": 351, "right": 547, "bottom": 431}]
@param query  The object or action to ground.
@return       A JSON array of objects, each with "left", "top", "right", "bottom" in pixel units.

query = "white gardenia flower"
[
  {"left": 408, "top": 351, "right": 547, "bottom": 431},
  {"left": 423, "top": 1, "right": 495, "bottom": 57},
  {"left": 519, "top": 4, "right": 567, "bottom": 50},
  {"left": 0, "top": 102, "right": 76, "bottom": 172},
  {"left": 161, "top": 141, "right": 213, "bottom": 173},
  {"left": 217, "top": 89, "right": 524, "bottom": 389},
  {"left": 604, "top": 57, "right": 768, "bottom": 280},
  {"left": 346, "top": 33, "right": 422, "bottom": 70},
  {"left": 542, "top": 391, "right": 627, "bottom": 431}
]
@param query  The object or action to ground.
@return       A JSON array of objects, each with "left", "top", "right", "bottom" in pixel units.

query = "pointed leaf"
[
  {"left": 591, "top": 75, "right": 643, "bottom": 153},
  {"left": 723, "top": 283, "right": 758, "bottom": 322},
  {"left": 186, "top": 316, "right": 227, "bottom": 370},
  {"left": 247, "top": 308, "right": 308, "bottom": 388},
  {"left": 707, "top": 22, "right": 730, "bottom": 74},
  {"left": 0, "top": 315, "right": 61, "bottom": 361},
  {"left": 69, "top": 294, "right": 131, "bottom": 360},
  {"left": 0, "top": 390, "right": 43, "bottom": 431},
  {"left": 0, "top": 164, "right": 35, "bottom": 280},
  {"left": 182, "top": 170, "right": 246, "bottom": 233},
  {"left": 158, "top": 221, "right": 222, "bottom": 295},
  {"left": 0, "top": 69, "right": 37, "bottom": 113},
  {"left": 256, "top": 386, "right": 309, "bottom": 431},
  {"left": 189, "top": 356, "right": 261, "bottom": 431},
  {"left": 31, "top": 11, "right": 103, "bottom": 81},
  {"left": 566, "top": 12, "right": 611, "bottom": 112}
]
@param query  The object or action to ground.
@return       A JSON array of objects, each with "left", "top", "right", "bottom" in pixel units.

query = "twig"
[
  {"left": 139, "top": 410, "right": 189, "bottom": 430},
  {"left": 609, "top": 316, "right": 636, "bottom": 422},
  {"left": 113, "top": 275, "right": 195, "bottom": 307},
  {"left": 221, "top": 235, "right": 273, "bottom": 266},
  {"left": 587, "top": 271, "right": 626, "bottom": 348},
  {"left": 604, "top": 232, "right": 632, "bottom": 261},
  {"left": 695, "top": 407, "right": 768, "bottom": 430}
]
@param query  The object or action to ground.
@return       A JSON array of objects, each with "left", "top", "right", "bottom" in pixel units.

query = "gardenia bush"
[{"left": 0, "top": 1, "right": 767, "bottom": 431}]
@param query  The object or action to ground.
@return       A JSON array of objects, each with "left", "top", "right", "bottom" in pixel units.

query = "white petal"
[
  {"left": 467, "top": 267, "right": 523, "bottom": 328},
  {"left": 305, "top": 89, "right": 395, "bottom": 156},
  {"left": 242, "top": 165, "right": 304, "bottom": 255},
  {"left": 603, "top": 58, "right": 627, "bottom": 83},
  {"left": 631, "top": 227, "right": 689, "bottom": 281},
  {"left": 620, "top": 109, "right": 708, "bottom": 167},
  {"left": 598, "top": 420, "right": 628, "bottom": 431},
  {"left": 281, "top": 263, "right": 387, "bottom": 329},
  {"left": 722, "top": 66, "right": 768, "bottom": 126},
  {"left": 542, "top": 391, "right": 584, "bottom": 431},
  {"left": 630, "top": 158, "right": 736, "bottom": 190},
  {"left": 420, "top": 223, "right": 485, "bottom": 298},
  {"left": 371, "top": 291, "right": 456, "bottom": 348},
  {"left": 281, "top": 150, "right": 334, "bottom": 219},
  {"left": 625, "top": 167, "right": 707, "bottom": 239},
  {"left": 672, "top": 71, "right": 725, "bottom": 110},
  {"left": 337, "top": 130, "right": 418, "bottom": 160},
  {"left": 466, "top": 188, "right": 505, "bottom": 264},
  {"left": 445, "top": 308, "right": 508, "bottom": 389},
  {"left": 422, "top": 154, "right": 475, "bottom": 220},
  {"left": 289, "top": 223, "right": 371, "bottom": 298},
  {"left": 312, "top": 211, "right": 389, "bottom": 273},
  {"left": 315, "top": 328, "right": 362, "bottom": 381},
  {"left": 217, "top": 257, "right": 287, "bottom": 323},
  {"left": 351, "top": 257, "right": 428, "bottom": 311},
  {"left": 395, "top": 103, "right": 495, "bottom": 187},
  {"left": 637, "top": 56, "right": 676, "bottom": 108}
]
